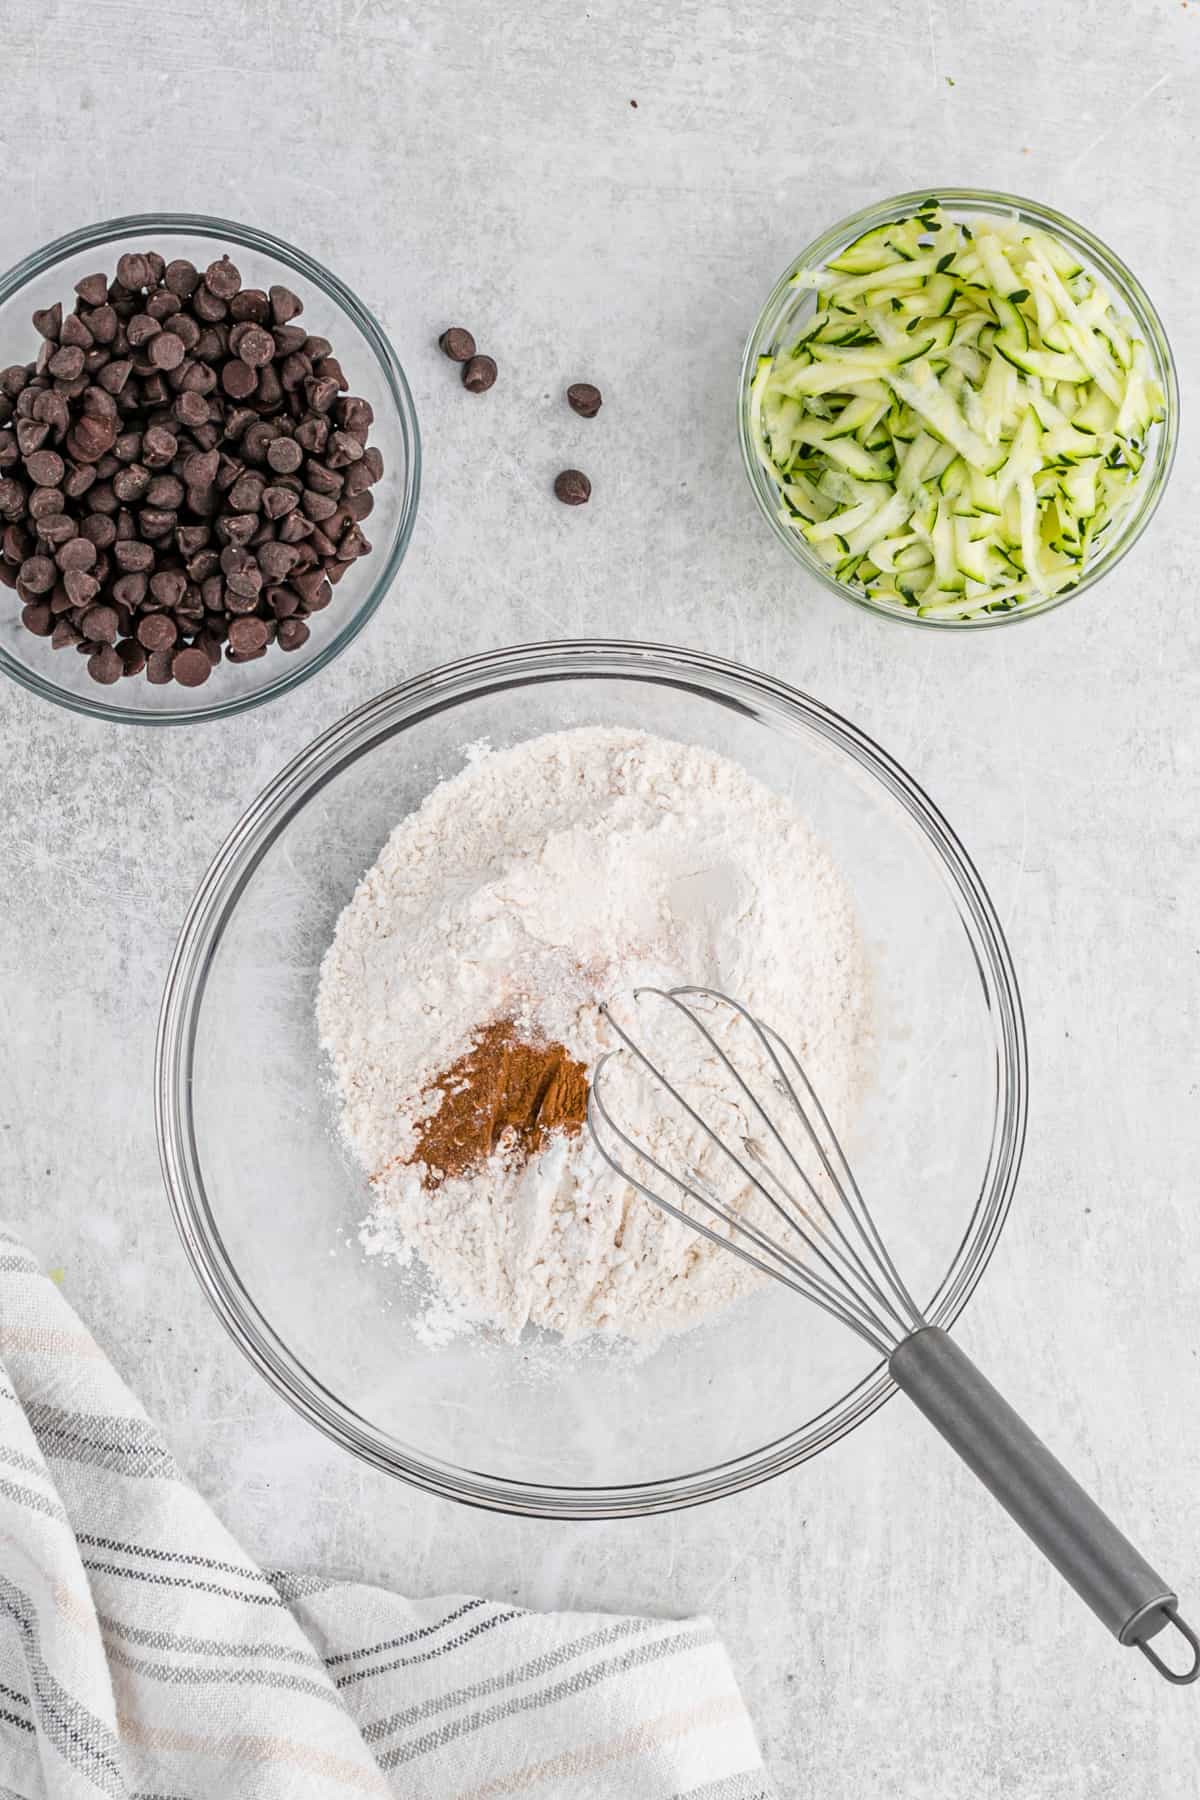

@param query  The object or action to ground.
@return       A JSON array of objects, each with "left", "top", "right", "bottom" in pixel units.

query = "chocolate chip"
[
  {"left": 148, "top": 331, "right": 186, "bottom": 370},
  {"left": 202, "top": 255, "right": 241, "bottom": 300},
  {"left": 38, "top": 512, "right": 76, "bottom": 545},
  {"left": 230, "top": 288, "right": 270, "bottom": 324},
  {"left": 75, "top": 273, "right": 110, "bottom": 307},
  {"left": 277, "top": 617, "right": 310, "bottom": 651},
  {"left": 164, "top": 258, "right": 200, "bottom": 298},
  {"left": 221, "top": 360, "right": 258, "bottom": 401},
  {"left": 335, "top": 395, "right": 374, "bottom": 434},
  {"left": 262, "top": 485, "right": 299, "bottom": 519},
  {"left": 112, "top": 465, "right": 151, "bottom": 503},
  {"left": 326, "top": 430, "right": 364, "bottom": 468},
  {"left": 227, "top": 614, "right": 269, "bottom": 655},
  {"left": 49, "top": 343, "right": 86, "bottom": 381},
  {"left": 146, "top": 475, "right": 184, "bottom": 510},
  {"left": 174, "top": 390, "right": 210, "bottom": 428},
  {"left": 32, "top": 303, "right": 63, "bottom": 341},
  {"left": 239, "top": 326, "right": 276, "bottom": 369},
  {"left": 304, "top": 376, "right": 339, "bottom": 415},
  {"left": 269, "top": 285, "right": 302, "bottom": 325},
  {"left": 145, "top": 648, "right": 174, "bottom": 684},
  {"left": 57, "top": 536, "right": 97, "bottom": 573},
  {"left": 567, "top": 382, "right": 603, "bottom": 418},
  {"left": 227, "top": 472, "right": 264, "bottom": 512},
  {"left": 118, "top": 637, "right": 147, "bottom": 676},
  {"left": 67, "top": 416, "right": 117, "bottom": 463},
  {"left": 146, "top": 289, "right": 183, "bottom": 321},
  {"left": 87, "top": 644, "right": 123, "bottom": 684},
  {"left": 112, "top": 539, "right": 153, "bottom": 572},
  {"left": 266, "top": 436, "right": 303, "bottom": 474},
  {"left": 18, "top": 555, "right": 56, "bottom": 593},
  {"left": 126, "top": 313, "right": 162, "bottom": 348},
  {"left": 439, "top": 327, "right": 476, "bottom": 362},
  {"left": 554, "top": 468, "right": 591, "bottom": 505},
  {"left": 192, "top": 284, "right": 227, "bottom": 324},
  {"left": 87, "top": 305, "right": 119, "bottom": 346},
  {"left": 142, "top": 425, "right": 178, "bottom": 467},
  {"left": 20, "top": 601, "right": 53, "bottom": 635},
  {"left": 171, "top": 644, "right": 211, "bottom": 686},
  {"left": 116, "top": 253, "right": 153, "bottom": 291},
  {"left": 305, "top": 461, "right": 343, "bottom": 498},
  {"left": 462, "top": 355, "right": 497, "bottom": 393},
  {"left": 60, "top": 314, "right": 94, "bottom": 350},
  {"left": 97, "top": 358, "right": 133, "bottom": 395},
  {"left": 149, "top": 567, "right": 187, "bottom": 608},
  {"left": 137, "top": 611, "right": 178, "bottom": 651},
  {"left": 81, "top": 602, "right": 119, "bottom": 642},
  {"left": 64, "top": 568, "right": 101, "bottom": 605}
]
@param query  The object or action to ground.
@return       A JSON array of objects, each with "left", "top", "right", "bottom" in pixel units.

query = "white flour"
[{"left": 317, "top": 726, "right": 869, "bottom": 1342}]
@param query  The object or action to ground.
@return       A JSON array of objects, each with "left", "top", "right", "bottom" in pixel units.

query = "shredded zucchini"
[{"left": 751, "top": 203, "right": 1165, "bottom": 619}]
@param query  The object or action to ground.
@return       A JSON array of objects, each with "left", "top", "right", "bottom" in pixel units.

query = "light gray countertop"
[{"left": 2, "top": 1, "right": 1199, "bottom": 1793}]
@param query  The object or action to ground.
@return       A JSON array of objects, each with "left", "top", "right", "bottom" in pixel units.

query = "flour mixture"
[{"left": 316, "top": 726, "right": 869, "bottom": 1341}]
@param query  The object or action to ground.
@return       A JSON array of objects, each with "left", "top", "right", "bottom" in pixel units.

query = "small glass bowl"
[
  {"left": 738, "top": 188, "right": 1178, "bottom": 629},
  {"left": 156, "top": 640, "right": 1027, "bottom": 1518},
  {"left": 0, "top": 214, "right": 420, "bottom": 723}
]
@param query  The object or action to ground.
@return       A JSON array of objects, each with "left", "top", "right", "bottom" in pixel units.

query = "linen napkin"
[{"left": 0, "top": 1228, "right": 775, "bottom": 1799}]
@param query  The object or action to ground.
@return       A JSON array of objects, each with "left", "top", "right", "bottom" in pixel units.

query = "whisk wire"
[
  {"left": 596, "top": 1001, "right": 900, "bottom": 1347},
  {"left": 638, "top": 988, "right": 920, "bottom": 1341},
  {"left": 589, "top": 1056, "right": 894, "bottom": 1356},
  {"left": 751, "top": 1001, "right": 925, "bottom": 1332}
]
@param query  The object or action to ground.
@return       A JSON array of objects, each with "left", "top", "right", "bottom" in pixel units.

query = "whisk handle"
[{"left": 890, "top": 1327, "right": 1199, "bottom": 1684}]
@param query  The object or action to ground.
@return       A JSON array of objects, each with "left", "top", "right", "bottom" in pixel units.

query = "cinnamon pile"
[{"left": 412, "top": 1020, "right": 588, "bottom": 1186}]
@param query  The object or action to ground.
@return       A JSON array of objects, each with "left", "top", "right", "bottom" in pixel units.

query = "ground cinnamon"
[{"left": 412, "top": 1020, "right": 588, "bottom": 1186}]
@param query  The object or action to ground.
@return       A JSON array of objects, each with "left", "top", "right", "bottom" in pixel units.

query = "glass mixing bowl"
[
  {"left": 738, "top": 188, "right": 1178, "bottom": 629},
  {"left": 156, "top": 640, "right": 1027, "bottom": 1516},
  {"left": 0, "top": 213, "right": 420, "bottom": 724}
]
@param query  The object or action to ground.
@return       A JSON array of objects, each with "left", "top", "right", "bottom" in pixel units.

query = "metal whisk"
[{"left": 589, "top": 985, "right": 1199, "bottom": 1685}]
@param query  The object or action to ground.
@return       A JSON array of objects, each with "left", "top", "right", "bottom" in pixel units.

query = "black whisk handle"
[{"left": 890, "top": 1326, "right": 1199, "bottom": 1684}]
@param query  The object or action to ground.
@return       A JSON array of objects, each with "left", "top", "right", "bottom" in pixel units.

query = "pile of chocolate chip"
[{"left": 0, "top": 250, "right": 383, "bottom": 687}]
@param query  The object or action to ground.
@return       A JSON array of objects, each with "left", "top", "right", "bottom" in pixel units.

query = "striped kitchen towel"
[{"left": 0, "top": 1231, "right": 775, "bottom": 1800}]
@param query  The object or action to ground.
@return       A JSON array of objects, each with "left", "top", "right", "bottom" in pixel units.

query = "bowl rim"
[
  {"left": 0, "top": 211, "right": 421, "bottom": 724},
  {"left": 737, "top": 186, "right": 1179, "bottom": 630},
  {"left": 155, "top": 638, "right": 1028, "bottom": 1517}
]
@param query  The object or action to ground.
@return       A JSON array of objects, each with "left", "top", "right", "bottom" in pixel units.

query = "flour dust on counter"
[{"left": 317, "top": 726, "right": 870, "bottom": 1343}]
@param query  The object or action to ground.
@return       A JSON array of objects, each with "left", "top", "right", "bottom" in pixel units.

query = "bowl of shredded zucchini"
[{"left": 739, "top": 189, "right": 1177, "bottom": 625}]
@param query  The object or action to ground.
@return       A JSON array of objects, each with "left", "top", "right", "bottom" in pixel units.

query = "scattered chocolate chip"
[
  {"left": 462, "top": 354, "right": 498, "bottom": 394},
  {"left": 567, "top": 382, "right": 603, "bottom": 418},
  {"left": 554, "top": 468, "right": 591, "bottom": 506},
  {"left": 439, "top": 327, "right": 476, "bottom": 363}
]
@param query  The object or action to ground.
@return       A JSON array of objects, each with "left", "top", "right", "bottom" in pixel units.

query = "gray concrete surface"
[{"left": 1, "top": 2, "right": 1199, "bottom": 1793}]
